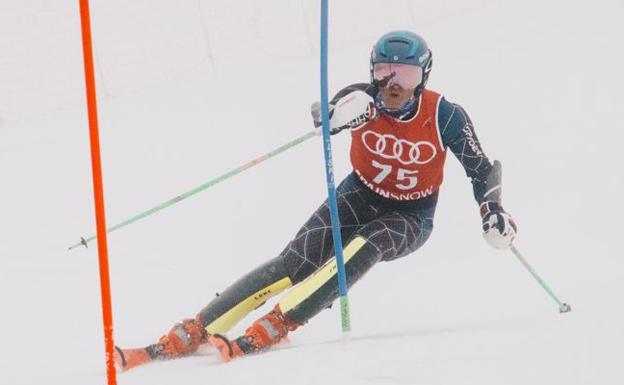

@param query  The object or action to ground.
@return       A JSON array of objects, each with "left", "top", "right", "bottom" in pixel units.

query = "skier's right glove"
[
  {"left": 480, "top": 201, "right": 517, "bottom": 250},
  {"left": 310, "top": 101, "right": 334, "bottom": 129},
  {"left": 311, "top": 90, "right": 376, "bottom": 135}
]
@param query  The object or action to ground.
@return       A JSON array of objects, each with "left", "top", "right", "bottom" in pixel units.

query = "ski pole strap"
[{"left": 69, "top": 129, "right": 320, "bottom": 250}]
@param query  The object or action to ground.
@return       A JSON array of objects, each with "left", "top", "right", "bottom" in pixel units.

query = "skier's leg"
[
  {"left": 196, "top": 174, "right": 379, "bottom": 335},
  {"left": 212, "top": 206, "right": 436, "bottom": 360},
  {"left": 114, "top": 256, "right": 293, "bottom": 371},
  {"left": 116, "top": 174, "right": 378, "bottom": 369},
  {"left": 283, "top": 206, "right": 435, "bottom": 324}
]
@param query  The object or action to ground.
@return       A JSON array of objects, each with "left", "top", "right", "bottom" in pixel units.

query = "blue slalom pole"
[{"left": 320, "top": 0, "right": 351, "bottom": 335}]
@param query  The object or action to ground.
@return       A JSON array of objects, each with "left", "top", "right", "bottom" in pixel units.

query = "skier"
[{"left": 114, "top": 30, "right": 517, "bottom": 370}]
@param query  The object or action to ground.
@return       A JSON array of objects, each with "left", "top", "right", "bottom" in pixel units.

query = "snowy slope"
[{"left": 1, "top": 1, "right": 623, "bottom": 384}]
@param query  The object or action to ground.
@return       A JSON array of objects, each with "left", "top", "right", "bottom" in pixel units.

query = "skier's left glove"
[{"left": 480, "top": 201, "right": 517, "bottom": 249}]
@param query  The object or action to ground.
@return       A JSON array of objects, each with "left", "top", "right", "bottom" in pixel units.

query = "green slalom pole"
[
  {"left": 510, "top": 245, "right": 571, "bottom": 313},
  {"left": 69, "top": 129, "right": 320, "bottom": 250}
]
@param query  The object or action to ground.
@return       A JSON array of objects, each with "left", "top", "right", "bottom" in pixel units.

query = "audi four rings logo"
[{"left": 361, "top": 131, "right": 437, "bottom": 165}]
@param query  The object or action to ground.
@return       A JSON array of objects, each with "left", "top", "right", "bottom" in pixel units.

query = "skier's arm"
[
  {"left": 439, "top": 98, "right": 517, "bottom": 249},
  {"left": 311, "top": 83, "right": 377, "bottom": 134},
  {"left": 438, "top": 99, "right": 496, "bottom": 204}
]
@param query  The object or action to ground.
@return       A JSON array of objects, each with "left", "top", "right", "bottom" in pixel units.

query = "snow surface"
[{"left": 1, "top": 1, "right": 623, "bottom": 384}]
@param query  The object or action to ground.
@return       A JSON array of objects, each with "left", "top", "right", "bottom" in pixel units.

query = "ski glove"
[
  {"left": 311, "top": 90, "right": 376, "bottom": 134},
  {"left": 310, "top": 102, "right": 335, "bottom": 130},
  {"left": 480, "top": 201, "right": 517, "bottom": 249}
]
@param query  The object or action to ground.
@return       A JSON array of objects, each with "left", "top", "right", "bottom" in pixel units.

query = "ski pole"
[
  {"left": 69, "top": 129, "right": 321, "bottom": 250},
  {"left": 510, "top": 245, "right": 571, "bottom": 313}
]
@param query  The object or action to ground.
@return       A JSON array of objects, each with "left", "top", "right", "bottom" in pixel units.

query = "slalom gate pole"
[
  {"left": 320, "top": 0, "right": 351, "bottom": 336},
  {"left": 510, "top": 245, "right": 571, "bottom": 313},
  {"left": 78, "top": 0, "right": 117, "bottom": 384},
  {"left": 69, "top": 129, "right": 320, "bottom": 250}
]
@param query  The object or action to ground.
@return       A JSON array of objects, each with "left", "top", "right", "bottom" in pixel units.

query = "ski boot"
[
  {"left": 209, "top": 305, "right": 299, "bottom": 362},
  {"left": 114, "top": 317, "right": 207, "bottom": 371}
]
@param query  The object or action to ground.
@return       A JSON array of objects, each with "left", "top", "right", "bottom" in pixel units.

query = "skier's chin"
[
  {"left": 384, "top": 96, "right": 408, "bottom": 109},
  {"left": 381, "top": 87, "right": 414, "bottom": 109}
]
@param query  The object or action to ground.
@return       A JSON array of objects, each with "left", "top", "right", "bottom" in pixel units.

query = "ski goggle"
[{"left": 373, "top": 63, "right": 423, "bottom": 89}]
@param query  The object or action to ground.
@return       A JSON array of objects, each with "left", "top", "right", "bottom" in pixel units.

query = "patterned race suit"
[{"left": 197, "top": 83, "right": 501, "bottom": 333}]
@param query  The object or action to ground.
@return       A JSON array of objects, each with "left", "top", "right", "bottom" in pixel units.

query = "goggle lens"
[{"left": 373, "top": 63, "right": 422, "bottom": 89}]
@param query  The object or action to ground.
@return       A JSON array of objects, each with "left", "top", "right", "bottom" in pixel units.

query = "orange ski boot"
[
  {"left": 115, "top": 317, "right": 207, "bottom": 371},
  {"left": 210, "top": 305, "right": 299, "bottom": 362}
]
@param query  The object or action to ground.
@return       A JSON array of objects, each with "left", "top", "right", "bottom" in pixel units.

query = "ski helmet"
[{"left": 370, "top": 31, "right": 433, "bottom": 98}]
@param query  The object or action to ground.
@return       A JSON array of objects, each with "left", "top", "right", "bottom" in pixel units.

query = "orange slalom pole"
[{"left": 78, "top": 0, "right": 117, "bottom": 383}]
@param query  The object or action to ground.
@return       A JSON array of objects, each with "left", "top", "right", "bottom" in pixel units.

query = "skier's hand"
[
  {"left": 311, "top": 90, "right": 376, "bottom": 135},
  {"left": 310, "top": 101, "right": 335, "bottom": 130},
  {"left": 480, "top": 202, "right": 517, "bottom": 249}
]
